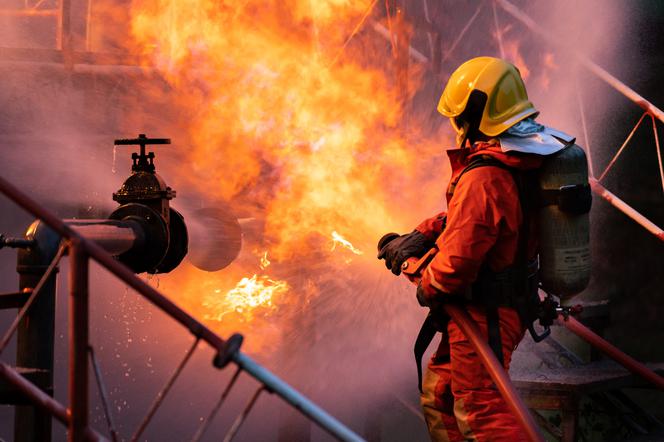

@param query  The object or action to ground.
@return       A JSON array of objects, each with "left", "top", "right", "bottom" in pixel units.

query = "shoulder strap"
[{"left": 448, "top": 155, "right": 512, "bottom": 197}]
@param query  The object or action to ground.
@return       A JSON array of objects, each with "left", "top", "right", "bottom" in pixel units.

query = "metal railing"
[
  {"left": 0, "top": 174, "right": 365, "bottom": 441},
  {"left": 494, "top": 0, "right": 664, "bottom": 242}
]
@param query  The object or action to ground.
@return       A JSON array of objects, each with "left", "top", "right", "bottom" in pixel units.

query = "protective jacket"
[{"left": 416, "top": 140, "right": 541, "bottom": 442}]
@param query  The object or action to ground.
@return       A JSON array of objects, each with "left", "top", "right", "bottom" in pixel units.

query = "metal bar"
[
  {"left": 190, "top": 367, "right": 242, "bottom": 442},
  {"left": 0, "top": 9, "right": 58, "bottom": 16},
  {"left": 532, "top": 409, "right": 563, "bottom": 440},
  {"left": 234, "top": 353, "right": 365, "bottom": 442},
  {"left": 89, "top": 346, "right": 120, "bottom": 442},
  {"left": 0, "top": 290, "right": 31, "bottom": 309},
  {"left": 130, "top": 338, "right": 200, "bottom": 442},
  {"left": 574, "top": 72, "right": 595, "bottom": 177},
  {"left": 384, "top": 0, "right": 397, "bottom": 57},
  {"left": 421, "top": 0, "right": 435, "bottom": 62},
  {"left": 0, "top": 362, "right": 106, "bottom": 441},
  {"left": 441, "top": 4, "right": 482, "bottom": 63},
  {"left": 69, "top": 241, "right": 90, "bottom": 442},
  {"left": 59, "top": 0, "right": 71, "bottom": 53},
  {"left": 329, "top": 0, "right": 378, "bottom": 67},
  {"left": 0, "top": 47, "right": 146, "bottom": 67},
  {"left": 496, "top": 0, "right": 664, "bottom": 123},
  {"left": 0, "top": 173, "right": 364, "bottom": 442},
  {"left": 85, "top": 0, "right": 93, "bottom": 52},
  {"left": 222, "top": 386, "right": 265, "bottom": 442},
  {"left": 557, "top": 314, "right": 664, "bottom": 390},
  {"left": 609, "top": 390, "right": 664, "bottom": 429},
  {"left": 491, "top": 0, "right": 505, "bottom": 59},
  {"left": 371, "top": 22, "right": 428, "bottom": 64},
  {"left": 598, "top": 112, "right": 648, "bottom": 182},
  {"left": 0, "top": 243, "right": 65, "bottom": 355},
  {"left": 0, "top": 361, "right": 67, "bottom": 424},
  {"left": 393, "top": 394, "right": 426, "bottom": 422},
  {"left": 589, "top": 178, "right": 664, "bottom": 242},
  {"left": 443, "top": 304, "right": 545, "bottom": 442},
  {"left": 0, "top": 235, "right": 35, "bottom": 249},
  {"left": 652, "top": 115, "right": 664, "bottom": 194}
]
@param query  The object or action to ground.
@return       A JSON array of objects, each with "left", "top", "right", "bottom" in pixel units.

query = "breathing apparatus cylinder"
[{"left": 538, "top": 144, "right": 592, "bottom": 299}]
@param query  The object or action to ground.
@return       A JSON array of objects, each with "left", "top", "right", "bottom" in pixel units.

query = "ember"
[
  {"left": 331, "top": 230, "right": 363, "bottom": 255},
  {"left": 204, "top": 275, "right": 289, "bottom": 322},
  {"left": 259, "top": 251, "right": 271, "bottom": 270}
]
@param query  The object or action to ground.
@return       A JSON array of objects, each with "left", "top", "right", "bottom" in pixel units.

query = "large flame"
[{"left": 129, "top": 0, "right": 444, "bottom": 348}]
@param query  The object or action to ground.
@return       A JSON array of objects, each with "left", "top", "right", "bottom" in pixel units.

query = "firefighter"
[{"left": 378, "top": 56, "right": 576, "bottom": 441}]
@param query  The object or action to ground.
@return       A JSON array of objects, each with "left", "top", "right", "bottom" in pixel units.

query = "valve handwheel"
[{"left": 114, "top": 134, "right": 171, "bottom": 173}]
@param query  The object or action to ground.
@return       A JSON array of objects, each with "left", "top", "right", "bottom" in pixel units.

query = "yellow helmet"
[{"left": 438, "top": 56, "right": 538, "bottom": 145}]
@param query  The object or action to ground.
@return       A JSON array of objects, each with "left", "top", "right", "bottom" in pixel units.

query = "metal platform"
[{"left": 512, "top": 362, "right": 664, "bottom": 442}]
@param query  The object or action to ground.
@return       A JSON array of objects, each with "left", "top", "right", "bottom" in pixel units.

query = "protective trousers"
[{"left": 420, "top": 305, "right": 526, "bottom": 442}]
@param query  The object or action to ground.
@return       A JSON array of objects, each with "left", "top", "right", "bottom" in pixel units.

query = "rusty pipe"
[
  {"left": 557, "top": 313, "right": 664, "bottom": 390},
  {"left": 443, "top": 304, "right": 545, "bottom": 442}
]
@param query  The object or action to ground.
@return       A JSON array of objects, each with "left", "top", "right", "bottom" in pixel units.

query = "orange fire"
[
  {"left": 204, "top": 275, "right": 289, "bottom": 322},
  {"left": 331, "top": 230, "right": 363, "bottom": 255},
  {"left": 259, "top": 251, "right": 271, "bottom": 270},
  {"left": 128, "top": 0, "right": 444, "bottom": 349}
]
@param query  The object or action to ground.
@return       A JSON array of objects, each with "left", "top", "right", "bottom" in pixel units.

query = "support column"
[{"left": 14, "top": 221, "right": 60, "bottom": 442}]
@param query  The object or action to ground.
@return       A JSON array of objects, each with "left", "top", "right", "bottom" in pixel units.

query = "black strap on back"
[
  {"left": 414, "top": 156, "right": 522, "bottom": 390},
  {"left": 461, "top": 155, "right": 522, "bottom": 365},
  {"left": 414, "top": 314, "right": 440, "bottom": 392}
]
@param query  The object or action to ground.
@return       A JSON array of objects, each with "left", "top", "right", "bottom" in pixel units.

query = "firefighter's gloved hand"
[{"left": 377, "top": 230, "right": 431, "bottom": 275}]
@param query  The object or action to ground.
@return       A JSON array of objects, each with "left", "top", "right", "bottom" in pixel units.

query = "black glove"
[{"left": 377, "top": 230, "right": 431, "bottom": 275}]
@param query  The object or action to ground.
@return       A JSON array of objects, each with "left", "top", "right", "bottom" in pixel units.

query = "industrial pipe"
[
  {"left": 0, "top": 173, "right": 365, "bottom": 442},
  {"left": 65, "top": 219, "right": 142, "bottom": 256},
  {"left": 557, "top": 313, "right": 664, "bottom": 390}
]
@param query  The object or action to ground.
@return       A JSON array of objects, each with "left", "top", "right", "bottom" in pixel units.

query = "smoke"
[{"left": 0, "top": 0, "right": 631, "bottom": 440}]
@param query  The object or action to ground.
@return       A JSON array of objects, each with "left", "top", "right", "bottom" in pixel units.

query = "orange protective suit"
[{"left": 415, "top": 141, "right": 542, "bottom": 442}]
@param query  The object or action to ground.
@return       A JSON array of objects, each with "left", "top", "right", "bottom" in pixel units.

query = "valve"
[{"left": 110, "top": 134, "right": 187, "bottom": 274}]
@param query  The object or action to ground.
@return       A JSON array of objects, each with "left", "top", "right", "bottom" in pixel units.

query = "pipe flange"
[
  {"left": 109, "top": 203, "right": 169, "bottom": 274},
  {"left": 213, "top": 333, "right": 244, "bottom": 369}
]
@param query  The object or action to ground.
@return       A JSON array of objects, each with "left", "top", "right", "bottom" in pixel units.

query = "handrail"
[
  {"left": 0, "top": 173, "right": 365, "bottom": 442},
  {"left": 495, "top": 0, "right": 664, "bottom": 123},
  {"left": 557, "top": 314, "right": 664, "bottom": 390},
  {"left": 590, "top": 179, "right": 664, "bottom": 242}
]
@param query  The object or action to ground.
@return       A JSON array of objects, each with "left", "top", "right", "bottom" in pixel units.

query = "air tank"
[{"left": 538, "top": 144, "right": 592, "bottom": 299}]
